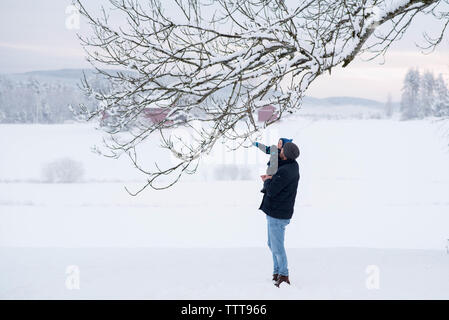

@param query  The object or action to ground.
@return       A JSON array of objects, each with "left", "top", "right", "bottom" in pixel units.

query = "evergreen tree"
[
  {"left": 41, "top": 102, "right": 52, "bottom": 123},
  {"left": 400, "top": 68, "right": 420, "bottom": 120},
  {"left": 419, "top": 71, "right": 435, "bottom": 118},
  {"left": 0, "top": 109, "right": 5, "bottom": 123},
  {"left": 433, "top": 74, "right": 449, "bottom": 117}
]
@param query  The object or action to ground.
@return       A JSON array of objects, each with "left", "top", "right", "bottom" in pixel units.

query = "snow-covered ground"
[
  {"left": 1, "top": 116, "right": 449, "bottom": 299},
  {"left": 1, "top": 247, "right": 448, "bottom": 299}
]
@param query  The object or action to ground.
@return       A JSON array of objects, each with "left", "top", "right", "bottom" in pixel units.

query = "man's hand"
[{"left": 261, "top": 175, "right": 272, "bottom": 182}]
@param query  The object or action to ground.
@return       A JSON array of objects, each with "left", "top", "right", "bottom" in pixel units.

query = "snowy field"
[
  {"left": 1, "top": 116, "right": 449, "bottom": 299},
  {"left": 1, "top": 247, "right": 448, "bottom": 299}
]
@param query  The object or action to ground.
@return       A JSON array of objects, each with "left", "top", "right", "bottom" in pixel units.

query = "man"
[{"left": 259, "top": 142, "right": 300, "bottom": 287}]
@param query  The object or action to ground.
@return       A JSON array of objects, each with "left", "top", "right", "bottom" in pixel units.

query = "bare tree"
[{"left": 72, "top": 0, "right": 448, "bottom": 194}]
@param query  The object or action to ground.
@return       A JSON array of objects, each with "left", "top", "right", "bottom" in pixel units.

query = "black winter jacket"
[{"left": 258, "top": 158, "right": 300, "bottom": 219}]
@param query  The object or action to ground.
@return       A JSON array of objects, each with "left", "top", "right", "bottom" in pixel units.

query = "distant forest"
[
  {"left": 1, "top": 68, "right": 448, "bottom": 124},
  {"left": 0, "top": 71, "right": 108, "bottom": 124},
  {"left": 400, "top": 68, "right": 449, "bottom": 119}
]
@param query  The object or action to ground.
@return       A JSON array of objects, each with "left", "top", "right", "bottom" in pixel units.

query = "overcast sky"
[{"left": 0, "top": 0, "right": 448, "bottom": 101}]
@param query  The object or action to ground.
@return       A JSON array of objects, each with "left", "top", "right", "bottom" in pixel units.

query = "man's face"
[{"left": 280, "top": 147, "right": 287, "bottom": 160}]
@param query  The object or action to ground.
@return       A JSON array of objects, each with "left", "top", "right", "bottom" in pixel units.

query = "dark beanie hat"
[{"left": 283, "top": 142, "right": 300, "bottom": 160}]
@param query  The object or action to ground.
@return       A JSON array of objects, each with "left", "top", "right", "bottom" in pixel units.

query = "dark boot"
[
  {"left": 272, "top": 274, "right": 279, "bottom": 282},
  {"left": 274, "top": 275, "right": 290, "bottom": 287}
]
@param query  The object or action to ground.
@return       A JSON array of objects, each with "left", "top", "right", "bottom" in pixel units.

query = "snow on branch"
[{"left": 73, "top": 0, "right": 447, "bottom": 193}]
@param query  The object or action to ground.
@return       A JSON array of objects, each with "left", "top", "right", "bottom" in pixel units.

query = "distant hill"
[
  {"left": 4, "top": 68, "right": 133, "bottom": 86},
  {"left": 298, "top": 95, "right": 394, "bottom": 120},
  {"left": 302, "top": 96, "right": 384, "bottom": 108},
  {"left": 16, "top": 69, "right": 96, "bottom": 79}
]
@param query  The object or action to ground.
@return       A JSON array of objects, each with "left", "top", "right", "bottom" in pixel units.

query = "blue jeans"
[{"left": 266, "top": 214, "right": 290, "bottom": 276}]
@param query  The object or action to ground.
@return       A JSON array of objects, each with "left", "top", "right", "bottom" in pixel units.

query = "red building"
[
  {"left": 258, "top": 105, "right": 278, "bottom": 122},
  {"left": 142, "top": 107, "right": 172, "bottom": 124},
  {"left": 99, "top": 107, "right": 174, "bottom": 127}
]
